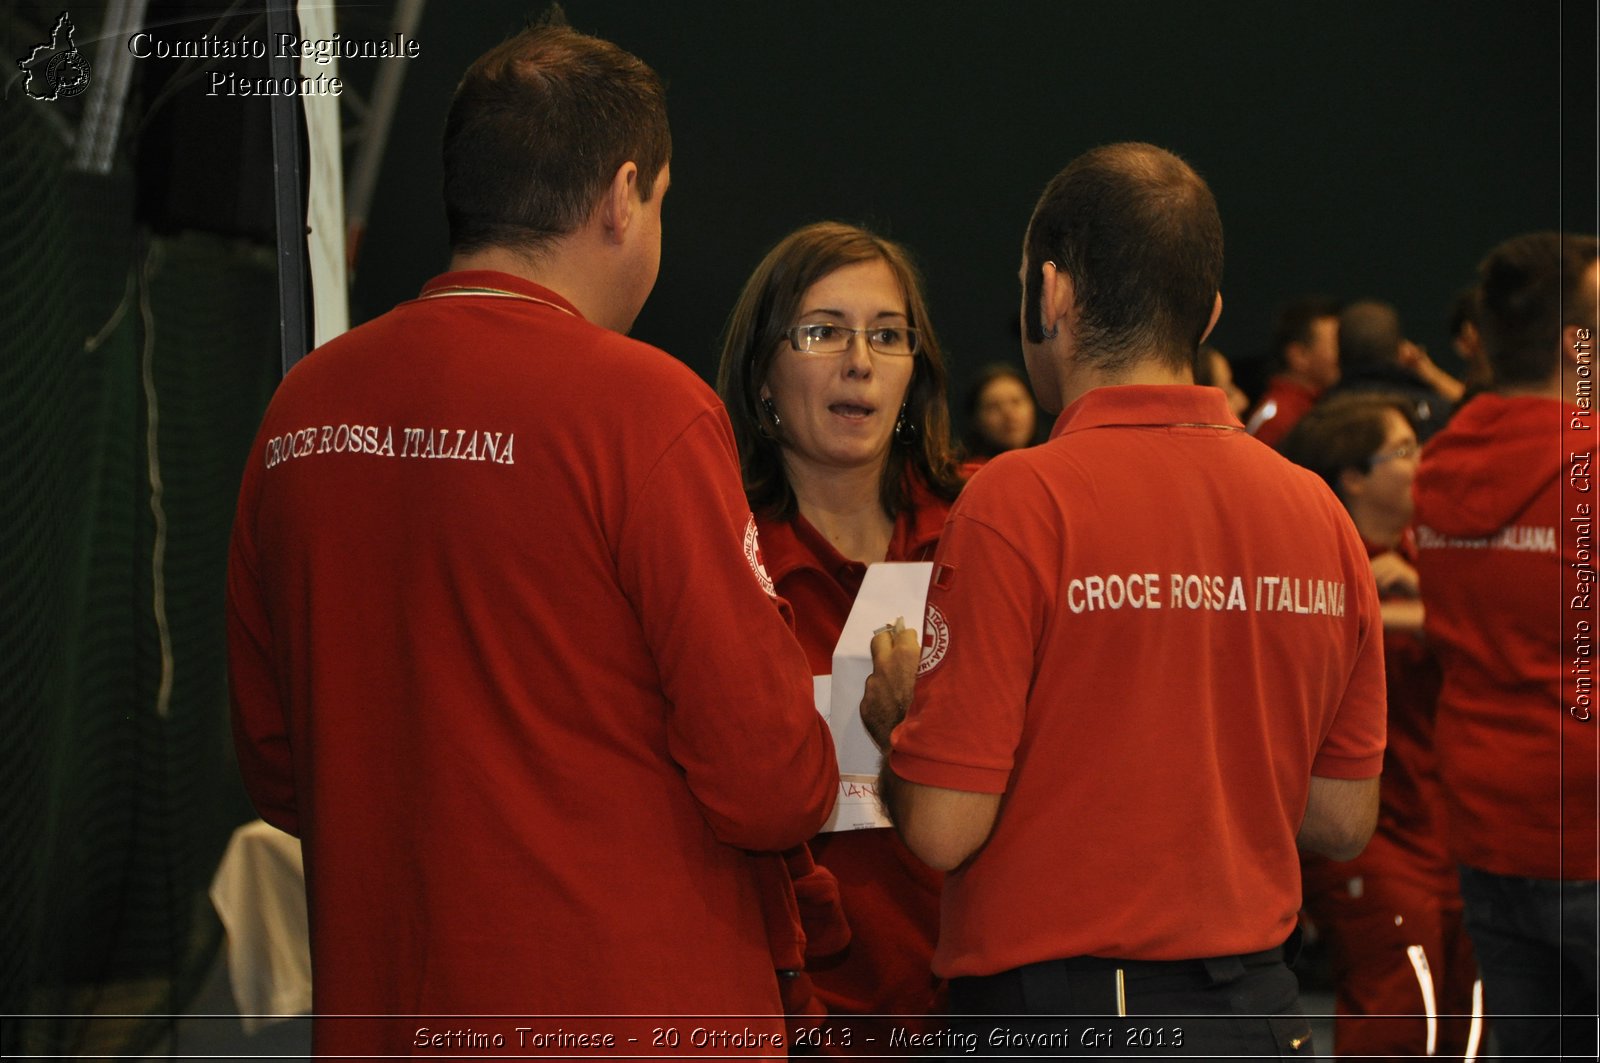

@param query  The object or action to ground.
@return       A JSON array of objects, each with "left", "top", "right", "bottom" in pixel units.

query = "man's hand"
[
  {"left": 1398, "top": 339, "right": 1467, "bottom": 402},
  {"left": 860, "top": 619, "right": 922, "bottom": 750},
  {"left": 858, "top": 617, "right": 1004, "bottom": 868}
]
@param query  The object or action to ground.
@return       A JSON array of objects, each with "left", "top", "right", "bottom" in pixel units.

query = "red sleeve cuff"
[
  {"left": 1309, "top": 750, "right": 1384, "bottom": 779},
  {"left": 889, "top": 747, "right": 1011, "bottom": 795}
]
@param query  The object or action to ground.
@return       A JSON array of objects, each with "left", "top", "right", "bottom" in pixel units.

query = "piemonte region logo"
[{"left": 18, "top": 12, "right": 92, "bottom": 101}]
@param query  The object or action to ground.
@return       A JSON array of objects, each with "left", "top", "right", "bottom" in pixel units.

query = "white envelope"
[{"left": 813, "top": 561, "right": 933, "bottom": 832}]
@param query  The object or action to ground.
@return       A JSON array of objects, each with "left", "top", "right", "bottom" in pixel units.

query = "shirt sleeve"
[
  {"left": 1310, "top": 526, "right": 1388, "bottom": 779},
  {"left": 616, "top": 407, "right": 839, "bottom": 851},
  {"left": 226, "top": 467, "right": 300, "bottom": 835},
  {"left": 890, "top": 506, "right": 1048, "bottom": 795}
]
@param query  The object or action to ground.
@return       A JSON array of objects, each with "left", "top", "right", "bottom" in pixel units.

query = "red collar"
[
  {"left": 1051, "top": 385, "right": 1243, "bottom": 441},
  {"left": 1266, "top": 375, "right": 1322, "bottom": 401},
  {"left": 758, "top": 470, "right": 951, "bottom": 585}
]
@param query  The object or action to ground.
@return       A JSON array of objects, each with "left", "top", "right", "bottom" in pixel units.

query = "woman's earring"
[
  {"left": 761, "top": 396, "right": 781, "bottom": 429},
  {"left": 894, "top": 403, "right": 918, "bottom": 446}
]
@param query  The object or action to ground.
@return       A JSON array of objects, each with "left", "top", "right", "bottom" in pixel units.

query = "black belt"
[
  {"left": 1044, "top": 942, "right": 1284, "bottom": 981},
  {"left": 950, "top": 932, "right": 1298, "bottom": 1017}
]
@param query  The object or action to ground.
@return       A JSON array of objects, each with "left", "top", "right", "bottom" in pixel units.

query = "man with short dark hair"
[
  {"left": 861, "top": 143, "right": 1386, "bottom": 1057},
  {"left": 1413, "top": 231, "right": 1600, "bottom": 1060},
  {"left": 227, "top": 22, "right": 836, "bottom": 1056},
  {"left": 1245, "top": 295, "right": 1342, "bottom": 448}
]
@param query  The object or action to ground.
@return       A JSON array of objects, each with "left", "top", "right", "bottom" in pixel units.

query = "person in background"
[
  {"left": 1325, "top": 299, "right": 1462, "bottom": 441},
  {"left": 226, "top": 22, "right": 837, "bottom": 1057},
  {"left": 717, "top": 220, "right": 966, "bottom": 1049},
  {"left": 1195, "top": 343, "right": 1250, "bottom": 418},
  {"left": 962, "top": 363, "right": 1039, "bottom": 459},
  {"left": 1246, "top": 296, "right": 1342, "bottom": 448},
  {"left": 1282, "top": 395, "right": 1483, "bottom": 1062},
  {"left": 1414, "top": 231, "right": 1599, "bottom": 1061}
]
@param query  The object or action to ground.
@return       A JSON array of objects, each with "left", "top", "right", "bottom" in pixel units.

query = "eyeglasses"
[
  {"left": 785, "top": 323, "right": 920, "bottom": 357},
  {"left": 1370, "top": 440, "right": 1420, "bottom": 464}
]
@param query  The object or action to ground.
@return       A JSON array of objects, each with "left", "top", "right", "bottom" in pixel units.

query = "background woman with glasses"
[{"left": 717, "top": 221, "right": 965, "bottom": 1042}]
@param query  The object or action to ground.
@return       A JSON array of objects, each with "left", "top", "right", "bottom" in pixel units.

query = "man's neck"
[
  {"left": 448, "top": 243, "right": 622, "bottom": 331},
  {"left": 1056, "top": 357, "right": 1194, "bottom": 411},
  {"left": 1497, "top": 368, "right": 1571, "bottom": 401}
]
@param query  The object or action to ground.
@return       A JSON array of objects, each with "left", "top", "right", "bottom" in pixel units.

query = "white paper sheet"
[
  {"left": 812, "top": 678, "right": 894, "bottom": 831},
  {"left": 821, "top": 775, "right": 894, "bottom": 832},
  {"left": 813, "top": 561, "right": 933, "bottom": 832}
]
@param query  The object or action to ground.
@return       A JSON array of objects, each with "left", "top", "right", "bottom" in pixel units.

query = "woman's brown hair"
[{"left": 715, "top": 221, "right": 963, "bottom": 520}]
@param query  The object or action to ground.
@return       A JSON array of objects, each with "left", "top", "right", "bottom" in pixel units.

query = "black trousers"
[{"left": 946, "top": 942, "right": 1314, "bottom": 1060}]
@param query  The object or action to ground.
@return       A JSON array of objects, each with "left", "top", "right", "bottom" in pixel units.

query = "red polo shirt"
[
  {"left": 892, "top": 385, "right": 1386, "bottom": 977},
  {"left": 1247, "top": 375, "right": 1321, "bottom": 450},
  {"left": 228, "top": 271, "right": 837, "bottom": 1055}
]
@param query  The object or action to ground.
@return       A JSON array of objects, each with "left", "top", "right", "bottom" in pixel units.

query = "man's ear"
[
  {"left": 1200, "top": 292, "right": 1223, "bottom": 345},
  {"left": 599, "top": 161, "right": 640, "bottom": 244},
  {"left": 1040, "top": 261, "right": 1072, "bottom": 337},
  {"left": 1283, "top": 340, "right": 1308, "bottom": 375},
  {"left": 1338, "top": 466, "right": 1366, "bottom": 503}
]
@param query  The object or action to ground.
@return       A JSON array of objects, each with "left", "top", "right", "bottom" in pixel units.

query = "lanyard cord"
[{"left": 417, "top": 285, "right": 579, "bottom": 318}]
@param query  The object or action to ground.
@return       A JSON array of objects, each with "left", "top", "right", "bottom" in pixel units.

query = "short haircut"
[
  {"left": 715, "top": 221, "right": 964, "bottom": 521},
  {"left": 1338, "top": 300, "right": 1404, "bottom": 371},
  {"left": 1476, "top": 232, "right": 1600, "bottom": 386},
  {"left": 1023, "top": 143, "right": 1223, "bottom": 373},
  {"left": 443, "top": 21, "right": 671, "bottom": 256},
  {"left": 1280, "top": 394, "right": 1414, "bottom": 504},
  {"left": 1270, "top": 296, "right": 1342, "bottom": 369}
]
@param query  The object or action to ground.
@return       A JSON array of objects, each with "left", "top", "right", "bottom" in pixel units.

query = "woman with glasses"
[
  {"left": 716, "top": 221, "right": 965, "bottom": 1043},
  {"left": 1281, "top": 395, "right": 1481, "bottom": 1062}
]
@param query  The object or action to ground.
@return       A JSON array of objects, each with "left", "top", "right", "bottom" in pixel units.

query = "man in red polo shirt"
[
  {"left": 227, "top": 21, "right": 836, "bottom": 1057},
  {"left": 1246, "top": 297, "right": 1342, "bottom": 449},
  {"left": 862, "top": 143, "right": 1386, "bottom": 1058}
]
